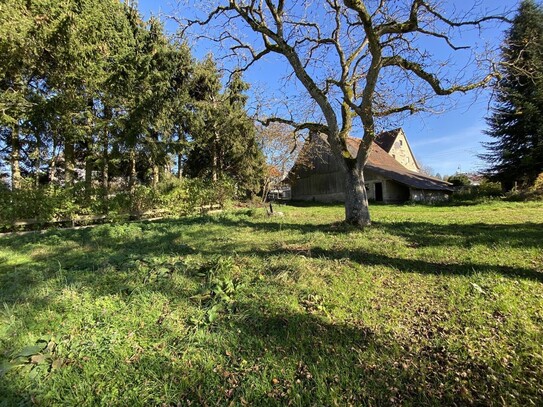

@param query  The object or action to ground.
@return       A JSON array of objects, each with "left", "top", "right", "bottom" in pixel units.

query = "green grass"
[{"left": 1, "top": 201, "right": 542, "bottom": 406}]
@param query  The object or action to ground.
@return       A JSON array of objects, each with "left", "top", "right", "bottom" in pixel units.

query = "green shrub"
[
  {"left": 0, "top": 176, "right": 240, "bottom": 231},
  {"left": 451, "top": 179, "right": 503, "bottom": 204},
  {"left": 182, "top": 177, "right": 236, "bottom": 212},
  {"left": 157, "top": 177, "right": 192, "bottom": 215},
  {"left": 504, "top": 173, "right": 543, "bottom": 201},
  {"left": 0, "top": 182, "right": 78, "bottom": 228},
  {"left": 531, "top": 172, "right": 543, "bottom": 193},
  {"left": 478, "top": 180, "right": 503, "bottom": 196},
  {"left": 447, "top": 174, "right": 471, "bottom": 186},
  {"left": 128, "top": 185, "right": 161, "bottom": 214}
]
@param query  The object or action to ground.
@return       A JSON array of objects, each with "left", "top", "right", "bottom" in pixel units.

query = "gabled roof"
[
  {"left": 347, "top": 138, "right": 452, "bottom": 191},
  {"left": 374, "top": 128, "right": 401, "bottom": 152}
]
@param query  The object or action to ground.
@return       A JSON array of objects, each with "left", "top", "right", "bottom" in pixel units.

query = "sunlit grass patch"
[{"left": 0, "top": 201, "right": 542, "bottom": 405}]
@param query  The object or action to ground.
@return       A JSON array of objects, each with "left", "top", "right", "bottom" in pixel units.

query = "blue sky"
[{"left": 136, "top": 0, "right": 517, "bottom": 177}]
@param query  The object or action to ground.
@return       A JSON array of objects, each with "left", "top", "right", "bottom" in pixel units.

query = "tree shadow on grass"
[
  {"left": 1, "top": 213, "right": 542, "bottom": 309},
  {"left": 154, "top": 300, "right": 538, "bottom": 406},
  {"left": 0, "top": 214, "right": 542, "bottom": 405},
  {"left": 147, "top": 215, "right": 543, "bottom": 250},
  {"left": 373, "top": 220, "right": 543, "bottom": 249},
  {"left": 249, "top": 245, "right": 543, "bottom": 283}
]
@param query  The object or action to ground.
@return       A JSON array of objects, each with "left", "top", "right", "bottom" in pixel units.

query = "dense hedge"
[{"left": 0, "top": 177, "right": 237, "bottom": 231}]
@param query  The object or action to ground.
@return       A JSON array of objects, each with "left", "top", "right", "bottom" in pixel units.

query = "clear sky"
[{"left": 136, "top": 0, "right": 518, "bottom": 177}]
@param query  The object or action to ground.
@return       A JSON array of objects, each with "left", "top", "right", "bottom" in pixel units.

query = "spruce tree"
[
  {"left": 184, "top": 63, "right": 265, "bottom": 196},
  {"left": 483, "top": 0, "right": 543, "bottom": 189}
]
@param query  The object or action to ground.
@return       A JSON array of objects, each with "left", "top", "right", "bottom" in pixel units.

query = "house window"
[{"left": 399, "top": 140, "right": 403, "bottom": 146}]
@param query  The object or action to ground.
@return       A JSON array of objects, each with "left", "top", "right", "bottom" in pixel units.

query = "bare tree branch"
[
  {"left": 176, "top": 0, "right": 509, "bottom": 225},
  {"left": 258, "top": 116, "right": 329, "bottom": 135},
  {"left": 383, "top": 55, "right": 498, "bottom": 95}
]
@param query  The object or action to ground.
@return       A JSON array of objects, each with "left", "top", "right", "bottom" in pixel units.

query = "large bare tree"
[{"left": 180, "top": 0, "right": 508, "bottom": 226}]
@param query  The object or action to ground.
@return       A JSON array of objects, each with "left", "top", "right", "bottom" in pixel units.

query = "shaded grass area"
[{"left": 0, "top": 201, "right": 542, "bottom": 405}]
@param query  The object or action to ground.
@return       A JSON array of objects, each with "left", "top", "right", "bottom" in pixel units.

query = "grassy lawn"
[{"left": 1, "top": 201, "right": 542, "bottom": 406}]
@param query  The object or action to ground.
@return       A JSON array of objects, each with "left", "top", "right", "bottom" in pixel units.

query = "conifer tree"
[
  {"left": 483, "top": 0, "right": 543, "bottom": 189},
  {"left": 184, "top": 62, "right": 265, "bottom": 195}
]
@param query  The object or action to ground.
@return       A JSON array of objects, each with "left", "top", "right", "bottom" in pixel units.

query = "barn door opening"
[{"left": 375, "top": 182, "right": 383, "bottom": 202}]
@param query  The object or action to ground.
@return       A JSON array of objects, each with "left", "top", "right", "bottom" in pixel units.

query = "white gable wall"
[{"left": 388, "top": 130, "right": 419, "bottom": 172}]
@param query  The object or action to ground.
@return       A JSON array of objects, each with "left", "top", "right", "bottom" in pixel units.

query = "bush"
[
  {"left": 127, "top": 185, "right": 162, "bottom": 214},
  {"left": 478, "top": 180, "right": 503, "bottom": 197},
  {"left": 183, "top": 177, "right": 236, "bottom": 213},
  {"left": 0, "top": 182, "right": 80, "bottom": 229},
  {"left": 0, "top": 176, "right": 240, "bottom": 231},
  {"left": 531, "top": 172, "right": 543, "bottom": 192},
  {"left": 451, "top": 180, "right": 503, "bottom": 203},
  {"left": 447, "top": 174, "right": 471, "bottom": 186},
  {"left": 504, "top": 172, "right": 543, "bottom": 201}
]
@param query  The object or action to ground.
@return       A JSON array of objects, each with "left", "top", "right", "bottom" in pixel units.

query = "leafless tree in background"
[
  {"left": 179, "top": 0, "right": 509, "bottom": 226},
  {"left": 256, "top": 122, "right": 299, "bottom": 201}
]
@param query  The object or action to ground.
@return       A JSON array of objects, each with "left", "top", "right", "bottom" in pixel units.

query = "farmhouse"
[{"left": 287, "top": 128, "right": 452, "bottom": 203}]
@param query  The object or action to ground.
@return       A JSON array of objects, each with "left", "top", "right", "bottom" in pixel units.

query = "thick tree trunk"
[
  {"left": 10, "top": 125, "right": 21, "bottom": 190},
  {"left": 149, "top": 131, "right": 160, "bottom": 188},
  {"left": 34, "top": 136, "right": 41, "bottom": 187},
  {"left": 64, "top": 142, "right": 75, "bottom": 186},
  {"left": 344, "top": 166, "right": 371, "bottom": 226},
  {"left": 49, "top": 148, "right": 57, "bottom": 183}
]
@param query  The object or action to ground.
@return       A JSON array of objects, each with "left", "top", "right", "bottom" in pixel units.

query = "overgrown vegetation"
[
  {"left": 0, "top": 0, "right": 265, "bottom": 205},
  {"left": 449, "top": 180, "right": 504, "bottom": 203},
  {"left": 1, "top": 202, "right": 542, "bottom": 405},
  {"left": 0, "top": 177, "right": 236, "bottom": 231}
]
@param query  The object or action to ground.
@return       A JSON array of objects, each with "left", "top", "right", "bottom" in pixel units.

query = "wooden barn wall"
[
  {"left": 290, "top": 139, "right": 346, "bottom": 201},
  {"left": 291, "top": 164, "right": 412, "bottom": 203},
  {"left": 289, "top": 138, "right": 448, "bottom": 203}
]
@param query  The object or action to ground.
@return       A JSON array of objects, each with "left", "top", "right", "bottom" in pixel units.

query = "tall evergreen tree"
[
  {"left": 185, "top": 62, "right": 265, "bottom": 195},
  {"left": 482, "top": 0, "right": 543, "bottom": 189},
  {"left": 119, "top": 13, "right": 193, "bottom": 188}
]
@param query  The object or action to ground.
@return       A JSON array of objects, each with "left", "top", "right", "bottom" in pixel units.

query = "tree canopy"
[
  {"left": 482, "top": 0, "right": 543, "bottom": 189},
  {"left": 0, "top": 0, "right": 265, "bottom": 201},
  {"left": 182, "top": 0, "right": 508, "bottom": 226}
]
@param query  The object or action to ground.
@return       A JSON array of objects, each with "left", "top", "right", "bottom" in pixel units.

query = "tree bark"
[
  {"left": 177, "top": 132, "right": 185, "bottom": 179},
  {"left": 49, "top": 145, "right": 58, "bottom": 184},
  {"left": 10, "top": 125, "right": 21, "bottom": 190},
  {"left": 344, "top": 166, "right": 371, "bottom": 226},
  {"left": 34, "top": 136, "right": 41, "bottom": 187},
  {"left": 85, "top": 154, "right": 93, "bottom": 193},
  {"left": 177, "top": 153, "right": 183, "bottom": 179}
]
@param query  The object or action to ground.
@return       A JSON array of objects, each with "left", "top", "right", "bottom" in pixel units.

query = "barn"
[{"left": 287, "top": 129, "right": 452, "bottom": 203}]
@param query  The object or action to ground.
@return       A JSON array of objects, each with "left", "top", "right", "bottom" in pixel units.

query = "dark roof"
[
  {"left": 374, "top": 128, "right": 402, "bottom": 152},
  {"left": 346, "top": 138, "right": 453, "bottom": 191}
]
